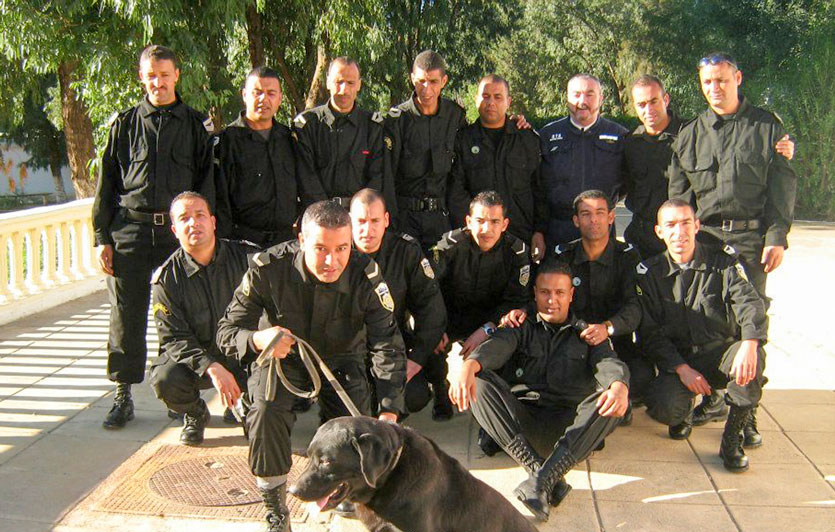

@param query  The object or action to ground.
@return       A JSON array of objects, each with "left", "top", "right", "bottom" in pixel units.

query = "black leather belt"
[
  {"left": 122, "top": 208, "right": 169, "bottom": 226},
  {"left": 330, "top": 196, "right": 353, "bottom": 208},
  {"left": 397, "top": 196, "right": 446, "bottom": 212},
  {"left": 712, "top": 219, "right": 761, "bottom": 232}
]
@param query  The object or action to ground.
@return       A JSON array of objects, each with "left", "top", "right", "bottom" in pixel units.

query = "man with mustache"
[
  {"left": 215, "top": 66, "right": 300, "bottom": 248},
  {"left": 536, "top": 74, "right": 628, "bottom": 255}
]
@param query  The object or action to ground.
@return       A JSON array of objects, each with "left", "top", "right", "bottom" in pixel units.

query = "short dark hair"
[
  {"left": 567, "top": 73, "right": 601, "bottom": 91},
  {"left": 573, "top": 190, "right": 613, "bottom": 214},
  {"left": 301, "top": 200, "right": 351, "bottom": 235},
  {"left": 656, "top": 198, "right": 695, "bottom": 223},
  {"left": 247, "top": 66, "right": 281, "bottom": 84},
  {"left": 470, "top": 190, "right": 507, "bottom": 218},
  {"left": 169, "top": 191, "right": 212, "bottom": 218},
  {"left": 328, "top": 56, "right": 360, "bottom": 78},
  {"left": 536, "top": 259, "right": 572, "bottom": 283},
  {"left": 413, "top": 50, "right": 447, "bottom": 76},
  {"left": 631, "top": 74, "right": 666, "bottom": 94},
  {"left": 139, "top": 45, "right": 178, "bottom": 69},
  {"left": 478, "top": 74, "right": 510, "bottom": 93},
  {"left": 350, "top": 188, "right": 386, "bottom": 211}
]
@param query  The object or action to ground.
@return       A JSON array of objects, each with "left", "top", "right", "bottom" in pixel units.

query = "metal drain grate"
[{"left": 148, "top": 455, "right": 260, "bottom": 506}]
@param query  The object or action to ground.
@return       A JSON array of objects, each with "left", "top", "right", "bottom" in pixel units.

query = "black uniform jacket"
[
  {"left": 214, "top": 113, "right": 299, "bottom": 242},
  {"left": 216, "top": 240, "right": 406, "bottom": 414},
  {"left": 470, "top": 310, "right": 629, "bottom": 408},
  {"left": 430, "top": 228, "right": 531, "bottom": 337},
  {"left": 151, "top": 239, "right": 255, "bottom": 376},
  {"left": 636, "top": 243, "right": 768, "bottom": 373},
  {"left": 537, "top": 115, "right": 628, "bottom": 224},
  {"left": 448, "top": 119, "right": 546, "bottom": 243},
  {"left": 623, "top": 113, "right": 685, "bottom": 223},
  {"left": 93, "top": 94, "right": 214, "bottom": 246},
  {"left": 368, "top": 231, "right": 446, "bottom": 367},
  {"left": 550, "top": 238, "right": 642, "bottom": 336},
  {"left": 383, "top": 94, "right": 467, "bottom": 216},
  {"left": 293, "top": 103, "right": 384, "bottom": 205},
  {"left": 668, "top": 96, "right": 797, "bottom": 248}
]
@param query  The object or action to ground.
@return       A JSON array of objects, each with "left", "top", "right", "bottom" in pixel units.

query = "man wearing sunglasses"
[{"left": 667, "top": 52, "right": 797, "bottom": 449}]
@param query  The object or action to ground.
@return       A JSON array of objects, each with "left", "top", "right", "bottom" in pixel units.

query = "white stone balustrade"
[{"left": 0, "top": 198, "right": 100, "bottom": 306}]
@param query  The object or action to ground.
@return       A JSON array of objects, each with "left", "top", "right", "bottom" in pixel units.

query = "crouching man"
[
  {"left": 449, "top": 260, "right": 629, "bottom": 521},
  {"left": 149, "top": 192, "right": 253, "bottom": 445}
]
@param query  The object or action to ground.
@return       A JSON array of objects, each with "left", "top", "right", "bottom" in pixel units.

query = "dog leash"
[{"left": 255, "top": 329, "right": 363, "bottom": 417}]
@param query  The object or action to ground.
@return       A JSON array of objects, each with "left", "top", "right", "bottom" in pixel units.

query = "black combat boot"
[
  {"left": 513, "top": 443, "right": 576, "bottom": 521},
  {"left": 743, "top": 407, "right": 763, "bottom": 448},
  {"left": 180, "top": 399, "right": 211, "bottom": 446},
  {"left": 431, "top": 381, "right": 454, "bottom": 421},
  {"left": 668, "top": 411, "right": 693, "bottom": 440},
  {"left": 720, "top": 406, "right": 751, "bottom": 472},
  {"left": 103, "top": 383, "right": 134, "bottom": 429},
  {"left": 691, "top": 393, "right": 729, "bottom": 426},
  {"left": 504, "top": 434, "right": 571, "bottom": 508},
  {"left": 260, "top": 484, "right": 292, "bottom": 532}
]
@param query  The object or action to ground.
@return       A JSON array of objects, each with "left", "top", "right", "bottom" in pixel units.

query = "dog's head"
[{"left": 289, "top": 416, "right": 404, "bottom": 510}]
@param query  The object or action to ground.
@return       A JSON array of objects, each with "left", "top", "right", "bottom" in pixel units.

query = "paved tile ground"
[{"left": 0, "top": 222, "right": 833, "bottom": 531}]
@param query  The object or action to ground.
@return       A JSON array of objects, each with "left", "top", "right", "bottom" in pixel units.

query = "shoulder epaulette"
[
  {"left": 437, "top": 228, "right": 466, "bottom": 250},
  {"left": 203, "top": 117, "right": 214, "bottom": 133},
  {"left": 723, "top": 244, "right": 737, "bottom": 257},
  {"left": 250, "top": 252, "right": 271, "bottom": 267},
  {"left": 399, "top": 232, "right": 417, "bottom": 244},
  {"left": 293, "top": 113, "right": 307, "bottom": 128},
  {"left": 364, "top": 258, "right": 395, "bottom": 312},
  {"left": 151, "top": 266, "right": 164, "bottom": 284},
  {"left": 510, "top": 236, "right": 527, "bottom": 255},
  {"left": 371, "top": 111, "right": 383, "bottom": 124},
  {"left": 636, "top": 262, "right": 648, "bottom": 275},
  {"left": 386, "top": 107, "right": 402, "bottom": 118},
  {"left": 553, "top": 244, "right": 565, "bottom": 255}
]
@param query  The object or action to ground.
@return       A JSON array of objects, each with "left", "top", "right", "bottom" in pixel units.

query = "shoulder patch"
[
  {"left": 511, "top": 238, "right": 527, "bottom": 255},
  {"left": 151, "top": 266, "right": 163, "bottom": 284},
  {"left": 420, "top": 257, "right": 435, "bottom": 279},
  {"left": 203, "top": 117, "right": 214, "bottom": 133},
  {"left": 636, "top": 262, "right": 648, "bottom": 275},
  {"left": 365, "top": 259, "right": 394, "bottom": 312},
  {"left": 519, "top": 264, "right": 531, "bottom": 287},
  {"left": 152, "top": 302, "right": 170, "bottom": 316},
  {"left": 371, "top": 111, "right": 383, "bottom": 124},
  {"left": 293, "top": 113, "right": 307, "bottom": 128},
  {"left": 723, "top": 244, "right": 737, "bottom": 256},
  {"left": 107, "top": 111, "right": 119, "bottom": 127},
  {"left": 240, "top": 271, "right": 251, "bottom": 297},
  {"left": 387, "top": 107, "right": 402, "bottom": 118}
]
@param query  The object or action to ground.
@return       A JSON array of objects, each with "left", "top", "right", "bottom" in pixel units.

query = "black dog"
[{"left": 289, "top": 416, "right": 537, "bottom": 532}]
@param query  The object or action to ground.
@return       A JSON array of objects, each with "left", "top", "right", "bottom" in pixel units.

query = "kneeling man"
[{"left": 450, "top": 260, "right": 629, "bottom": 521}]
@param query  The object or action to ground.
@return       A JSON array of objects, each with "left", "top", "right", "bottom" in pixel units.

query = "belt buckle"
[
  {"left": 153, "top": 213, "right": 166, "bottom": 226},
  {"left": 721, "top": 220, "right": 733, "bottom": 232}
]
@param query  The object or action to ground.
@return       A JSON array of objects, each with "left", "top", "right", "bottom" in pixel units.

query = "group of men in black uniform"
[{"left": 92, "top": 44, "right": 796, "bottom": 530}]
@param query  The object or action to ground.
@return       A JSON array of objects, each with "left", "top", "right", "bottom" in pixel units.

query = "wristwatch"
[
  {"left": 605, "top": 321, "right": 615, "bottom": 336},
  {"left": 481, "top": 323, "right": 497, "bottom": 336}
]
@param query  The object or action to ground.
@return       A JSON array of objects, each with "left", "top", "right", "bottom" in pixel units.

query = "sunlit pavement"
[{"left": 0, "top": 220, "right": 832, "bottom": 532}]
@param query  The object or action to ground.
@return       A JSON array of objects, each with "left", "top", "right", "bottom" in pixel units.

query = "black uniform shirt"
[
  {"left": 430, "top": 228, "right": 531, "bottom": 337},
  {"left": 214, "top": 113, "right": 299, "bottom": 243},
  {"left": 449, "top": 119, "right": 545, "bottom": 243},
  {"left": 216, "top": 241, "right": 406, "bottom": 414},
  {"left": 470, "top": 311, "right": 629, "bottom": 408},
  {"left": 151, "top": 239, "right": 256, "bottom": 376},
  {"left": 636, "top": 243, "right": 768, "bottom": 372},
  {"left": 623, "top": 113, "right": 685, "bottom": 223},
  {"left": 383, "top": 94, "right": 467, "bottom": 211},
  {"left": 93, "top": 94, "right": 214, "bottom": 246},
  {"left": 367, "top": 231, "right": 446, "bottom": 366},
  {"left": 668, "top": 96, "right": 797, "bottom": 247},
  {"left": 293, "top": 103, "right": 384, "bottom": 205}
]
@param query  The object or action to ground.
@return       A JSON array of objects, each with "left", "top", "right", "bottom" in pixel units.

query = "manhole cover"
[{"left": 148, "top": 455, "right": 260, "bottom": 506}]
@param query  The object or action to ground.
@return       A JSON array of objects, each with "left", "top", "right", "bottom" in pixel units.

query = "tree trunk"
[
  {"left": 245, "top": 1, "right": 265, "bottom": 67},
  {"left": 305, "top": 36, "right": 330, "bottom": 110},
  {"left": 48, "top": 156, "right": 68, "bottom": 201},
  {"left": 57, "top": 59, "right": 96, "bottom": 199}
]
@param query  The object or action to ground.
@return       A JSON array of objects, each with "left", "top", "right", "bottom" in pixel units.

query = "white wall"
[{"left": 0, "top": 143, "right": 75, "bottom": 197}]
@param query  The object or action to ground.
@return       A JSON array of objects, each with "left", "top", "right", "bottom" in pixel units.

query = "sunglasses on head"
[{"left": 698, "top": 54, "right": 738, "bottom": 70}]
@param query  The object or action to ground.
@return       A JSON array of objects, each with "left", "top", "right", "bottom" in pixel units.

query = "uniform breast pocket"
[
  {"left": 506, "top": 155, "right": 533, "bottom": 191},
  {"left": 125, "top": 143, "right": 149, "bottom": 189},
  {"left": 350, "top": 151, "right": 368, "bottom": 177},
  {"left": 325, "top": 317, "right": 360, "bottom": 354},
  {"left": 679, "top": 153, "right": 718, "bottom": 194},
  {"left": 431, "top": 144, "right": 453, "bottom": 175},
  {"left": 699, "top": 292, "right": 728, "bottom": 330},
  {"left": 542, "top": 142, "right": 573, "bottom": 187},
  {"left": 400, "top": 149, "right": 426, "bottom": 178},
  {"left": 170, "top": 149, "right": 196, "bottom": 192},
  {"left": 734, "top": 149, "right": 767, "bottom": 204},
  {"left": 546, "top": 350, "right": 587, "bottom": 391}
]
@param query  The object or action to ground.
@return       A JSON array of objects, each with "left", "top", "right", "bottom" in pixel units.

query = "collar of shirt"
[
  {"left": 229, "top": 111, "right": 280, "bottom": 141},
  {"left": 570, "top": 238, "right": 615, "bottom": 267},
  {"left": 569, "top": 115, "right": 600, "bottom": 133},
  {"left": 291, "top": 247, "right": 352, "bottom": 293},
  {"left": 404, "top": 92, "right": 448, "bottom": 118},
  {"left": 535, "top": 311, "right": 578, "bottom": 333},
  {"left": 182, "top": 240, "right": 223, "bottom": 278},
  {"left": 633, "top": 111, "right": 683, "bottom": 142},
  {"left": 705, "top": 94, "right": 751, "bottom": 128},
  {"left": 322, "top": 103, "right": 359, "bottom": 128},
  {"left": 139, "top": 93, "right": 187, "bottom": 119},
  {"left": 662, "top": 243, "right": 709, "bottom": 277}
]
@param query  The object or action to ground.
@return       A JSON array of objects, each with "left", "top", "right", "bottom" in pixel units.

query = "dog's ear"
[{"left": 351, "top": 432, "right": 393, "bottom": 488}]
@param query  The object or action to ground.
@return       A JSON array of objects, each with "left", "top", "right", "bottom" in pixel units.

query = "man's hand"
[
  {"left": 406, "top": 359, "right": 423, "bottom": 382},
  {"left": 206, "top": 362, "right": 242, "bottom": 408},
  {"left": 531, "top": 232, "right": 546, "bottom": 262},
  {"left": 459, "top": 325, "right": 492, "bottom": 358},
  {"left": 596, "top": 380, "right": 629, "bottom": 417},
  {"left": 510, "top": 114, "right": 532, "bottom": 130},
  {"left": 448, "top": 358, "right": 481, "bottom": 412},
  {"left": 434, "top": 333, "right": 450, "bottom": 354},
  {"left": 252, "top": 326, "right": 296, "bottom": 359},
  {"left": 730, "top": 339, "right": 759, "bottom": 387},
  {"left": 761, "top": 245, "right": 785, "bottom": 273},
  {"left": 378, "top": 411, "right": 398, "bottom": 423},
  {"left": 97, "top": 244, "right": 114, "bottom": 275},
  {"left": 580, "top": 323, "right": 609, "bottom": 346},
  {"left": 500, "top": 309, "right": 528, "bottom": 328},
  {"left": 675, "top": 363, "right": 712, "bottom": 396},
  {"left": 775, "top": 134, "right": 794, "bottom": 160}
]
